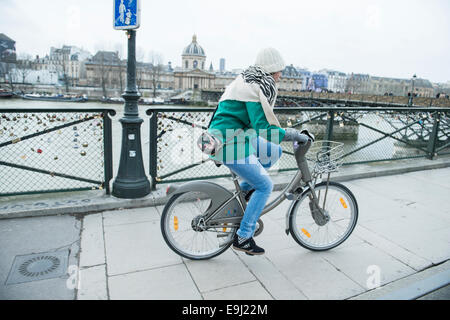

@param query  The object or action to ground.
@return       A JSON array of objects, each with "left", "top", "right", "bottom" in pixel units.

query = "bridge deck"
[{"left": 1, "top": 161, "right": 449, "bottom": 300}]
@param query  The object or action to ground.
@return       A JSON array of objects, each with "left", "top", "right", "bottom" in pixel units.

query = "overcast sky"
[{"left": 2, "top": 0, "right": 449, "bottom": 83}]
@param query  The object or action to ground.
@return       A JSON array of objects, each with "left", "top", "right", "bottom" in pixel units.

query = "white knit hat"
[{"left": 255, "top": 47, "right": 286, "bottom": 74}]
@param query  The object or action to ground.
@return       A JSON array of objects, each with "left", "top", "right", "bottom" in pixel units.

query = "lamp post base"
[
  {"left": 112, "top": 116, "right": 150, "bottom": 199},
  {"left": 112, "top": 178, "right": 150, "bottom": 199}
]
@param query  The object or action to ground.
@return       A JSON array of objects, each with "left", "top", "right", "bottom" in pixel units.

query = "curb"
[
  {"left": 350, "top": 260, "right": 450, "bottom": 300},
  {"left": 1, "top": 157, "right": 450, "bottom": 220}
]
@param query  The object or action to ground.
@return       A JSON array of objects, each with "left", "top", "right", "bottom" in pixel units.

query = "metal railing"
[
  {"left": 202, "top": 89, "right": 450, "bottom": 108},
  {"left": 0, "top": 108, "right": 115, "bottom": 196},
  {"left": 146, "top": 106, "right": 450, "bottom": 189}
]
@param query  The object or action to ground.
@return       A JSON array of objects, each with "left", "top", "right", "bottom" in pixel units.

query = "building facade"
[
  {"left": 81, "top": 50, "right": 175, "bottom": 92},
  {"left": 50, "top": 46, "right": 92, "bottom": 86},
  {"left": 12, "top": 34, "right": 439, "bottom": 99},
  {"left": 214, "top": 72, "right": 236, "bottom": 90},
  {"left": 30, "top": 45, "right": 93, "bottom": 87},
  {"left": 318, "top": 69, "right": 347, "bottom": 93},
  {"left": 359, "top": 75, "right": 434, "bottom": 97},
  {"left": 279, "top": 65, "right": 303, "bottom": 91},
  {"left": 345, "top": 73, "right": 370, "bottom": 94},
  {"left": 295, "top": 68, "right": 311, "bottom": 90},
  {"left": 82, "top": 51, "right": 123, "bottom": 89},
  {"left": 309, "top": 73, "right": 328, "bottom": 91}
]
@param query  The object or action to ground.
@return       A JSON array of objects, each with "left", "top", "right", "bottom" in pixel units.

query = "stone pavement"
[
  {"left": 1, "top": 166, "right": 449, "bottom": 300},
  {"left": 0, "top": 214, "right": 80, "bottom": 299},
  {"left": 74, "top": 167, "right": 450, "bottom": 300}
]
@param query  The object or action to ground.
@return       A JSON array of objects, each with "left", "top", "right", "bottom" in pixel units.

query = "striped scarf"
[{"left": 241, "top": 66, "right": 277, "bottom": 106}]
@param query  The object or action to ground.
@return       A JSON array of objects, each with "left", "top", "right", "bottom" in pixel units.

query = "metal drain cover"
[{"left": 6, "top": 250, "right": 69, "bottom": 285}]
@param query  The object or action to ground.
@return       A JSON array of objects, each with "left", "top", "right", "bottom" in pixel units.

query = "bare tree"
[
  {"left": 93, "top": 52, "right": 114, "bottom": 99},
  {"left": 114, "top": 43, "right": 125, "bottom": 92},
  {"left": 0, "top": 62, "right": 16, "bottom": 92},
  {"left": 16, "top": 54, "right": 33, "bottom": 85},
  {"left": 345, "top": 73, "right": 362, "bottom": 94},
  {"left": 148, "top": 51, "right": 164, "bottom": 98},
  {"left": 59, "top": 58, "right": 71, "bottom": 93},
  {"left": 136, "top": 46, "right": 146, "bottom": 89}
]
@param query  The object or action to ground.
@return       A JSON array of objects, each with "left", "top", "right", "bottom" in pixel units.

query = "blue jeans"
[{"left": 224, "top": 137, "right": 283, "bottom": 239}]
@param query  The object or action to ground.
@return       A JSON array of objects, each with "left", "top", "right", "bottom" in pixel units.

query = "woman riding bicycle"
[{"left": 208, "top": 48, "right": 312, "bottom": 255}]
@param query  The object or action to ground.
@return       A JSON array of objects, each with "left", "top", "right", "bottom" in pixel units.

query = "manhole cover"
[
  {"left": 18, "top": 255, "right": 61, "bottom": 277},
  {"left": 6, "top": 250, "right": 69, "bottom": 285}
]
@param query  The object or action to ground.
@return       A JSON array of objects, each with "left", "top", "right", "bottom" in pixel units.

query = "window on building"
[
  {"left": 185, "top": 61, "right": 188, "bottom": 69},
  {"left": 193, "top": 60, "right": 198, "bottom": 69}
]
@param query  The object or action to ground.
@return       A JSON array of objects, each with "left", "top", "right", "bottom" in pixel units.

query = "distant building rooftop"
[
  {"left": 182, "top": 35, "right": 206, "bottom": 57},
  {"left": 0, "top": 33, "right": 14, "bottom": 42}
]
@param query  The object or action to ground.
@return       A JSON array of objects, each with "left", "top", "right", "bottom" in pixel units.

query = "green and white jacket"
[{"left": 208, "top": 74, "right": 286, "bottom": 162}]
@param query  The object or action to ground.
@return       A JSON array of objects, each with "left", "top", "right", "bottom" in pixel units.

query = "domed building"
[
  {"left": 182, "top": 34, "right": 206, "bottom": 70},
  {"left": 174, "top": 34, "right": 215, "bottom": 90}
]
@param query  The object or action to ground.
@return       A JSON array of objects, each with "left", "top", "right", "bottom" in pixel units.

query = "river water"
[{"left": 1, "top": 98, "right": 425, "bottom": 193}]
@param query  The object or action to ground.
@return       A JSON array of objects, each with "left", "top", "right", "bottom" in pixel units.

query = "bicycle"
[{"left": 161, "top": 139, "right": 358, "bottom": 260}]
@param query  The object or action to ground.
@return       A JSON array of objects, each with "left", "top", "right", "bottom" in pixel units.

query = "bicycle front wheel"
[
  {"left": 161, "top": 191, "right": 237, "bottom": 260},
  {"left": 289, "top": 181, "right": 358, "bottom": 251}
]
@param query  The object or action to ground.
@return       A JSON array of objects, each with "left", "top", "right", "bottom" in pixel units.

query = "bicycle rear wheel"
[
  {"left": 161, "top": 191, "right": 237, "bottom": 260},
  {"left": 289, "top": 181, "right": 358, "bottom": 251}
]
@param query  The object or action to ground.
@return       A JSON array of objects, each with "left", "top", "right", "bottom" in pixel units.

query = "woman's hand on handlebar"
[{"left": 283, "top": 128, "right": 315, "bottom": 144}]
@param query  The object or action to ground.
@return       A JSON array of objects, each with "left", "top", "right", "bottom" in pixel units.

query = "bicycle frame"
[
  {"left": 232, "top": 139, "right": 315, "bottom": 213},
  {"left": 229, "top": 169, "right": 302, "bottom": 216},
  {"left": 165, "top": 139, "right": 327, "bottom": 236},
  {"left": 205, "top": 140, "right": 325, "bottom": 230},
  {"left": 162, "top": 139, "right": 357, "bottom": 257}
]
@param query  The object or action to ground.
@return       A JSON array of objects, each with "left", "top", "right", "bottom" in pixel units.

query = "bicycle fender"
[
  {"left": 166, "top": 181, "right": 244, "bottom": 221},
  {"left": 285, "top": 200, "right": 295, "bottom": 235},
  {"left": 167, "top": 181, "right": 231, "bottom": 198},
  {"left": 285, "top": 187, "right": 311, "bottom": 235}
]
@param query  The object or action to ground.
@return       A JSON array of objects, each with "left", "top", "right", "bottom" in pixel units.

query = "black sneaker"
[
  {"left": 232, "top": 234, "right": 265, "bottom": 256},
  {"left": 243, "top": 189, "right": 255, "bottom": 202}
]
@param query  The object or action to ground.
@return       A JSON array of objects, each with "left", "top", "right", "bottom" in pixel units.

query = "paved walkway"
[{"left": 1, "top": 167, "right": 449, "bottom": 300}]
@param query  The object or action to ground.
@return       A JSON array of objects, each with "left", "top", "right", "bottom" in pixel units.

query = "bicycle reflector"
[
  {"left": 340, "top": 198, "right": 348, "bottom": 209},
  {"left": 301, "top": 228, "right": 311, "bottom": 238},
  {"left": 174, "top": 216, "right": 179, "bottom": 231}
]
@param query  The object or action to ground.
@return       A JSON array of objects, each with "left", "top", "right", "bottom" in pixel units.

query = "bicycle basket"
[{"left": 305, "top": 140, "right": 345, "bottom": 174}]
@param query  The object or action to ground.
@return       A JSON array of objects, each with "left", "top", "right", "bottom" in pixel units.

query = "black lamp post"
[{"left": 112, "top": 29, "right": 150, "bottom": 199}]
